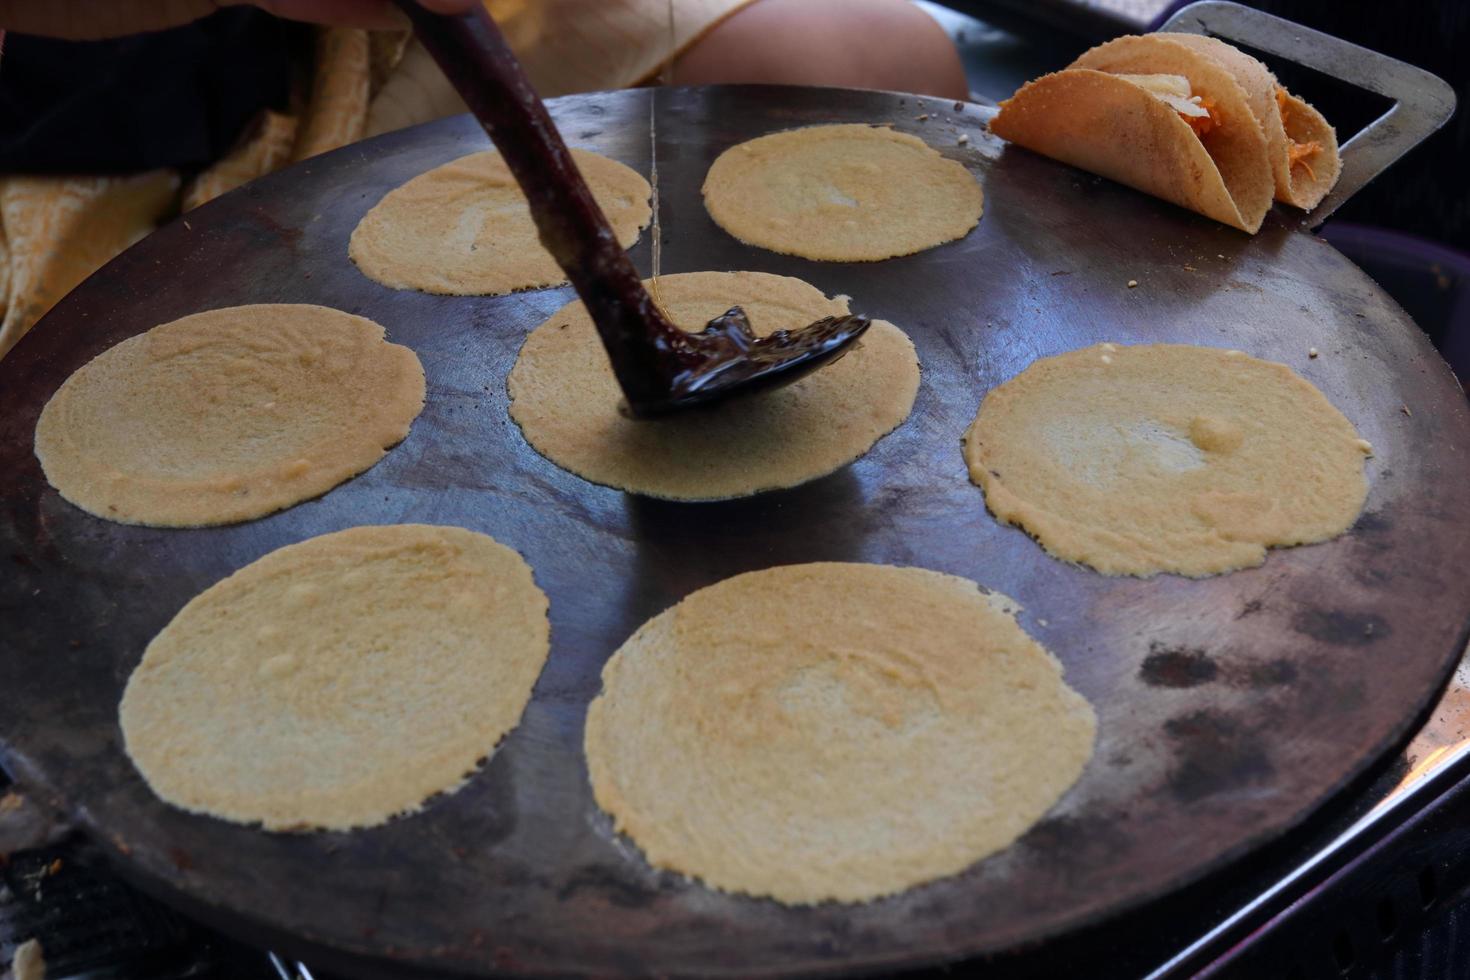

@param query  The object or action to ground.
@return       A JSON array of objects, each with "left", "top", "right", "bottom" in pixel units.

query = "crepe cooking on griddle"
[{"left": 989, "top": 33, "right": 1340, "bottom": 232}]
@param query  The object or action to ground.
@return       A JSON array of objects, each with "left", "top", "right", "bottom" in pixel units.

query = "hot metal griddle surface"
[{"left": 2, "top": 86, "right": 1469, "bottom": 979}]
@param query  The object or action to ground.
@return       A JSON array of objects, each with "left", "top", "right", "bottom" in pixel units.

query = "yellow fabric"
[
  {"left": 0, "top": 171, "right": 179, "bottom": 360},
  {"left": 0, "top": 1, "right": 750, "bottom": 361},
  {"left": 0, "top": 25, "right": 376, "bottom": 361},
  {"left": 295, "top": 27, "right": 372, "bottom": 161},
  {"left": 366, "top": 0, "right": 754, "bottom": 136},
  {"left": 180, "top": 110, "right": 300, "bottom": 212}
]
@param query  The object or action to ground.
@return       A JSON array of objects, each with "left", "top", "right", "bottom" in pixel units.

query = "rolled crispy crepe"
[
  {"left": 990, "top": 63, "right": 1274, "bottom": 233},
  {"left": 1130, "top": 33, "right": 1340, "bottom": 209}
]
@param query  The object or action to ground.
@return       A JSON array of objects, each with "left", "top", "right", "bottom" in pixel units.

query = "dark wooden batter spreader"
[{"left": 2, "top": 12, "right": 1469, "bottom": 975}]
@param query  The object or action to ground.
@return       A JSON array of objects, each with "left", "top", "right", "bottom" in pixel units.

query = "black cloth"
[
  {"left": 1243, "top": 0, "right": 1470, "bottom": 253},
  {"left": 0, "top": 9, "right": 300, "bottom": 175}
]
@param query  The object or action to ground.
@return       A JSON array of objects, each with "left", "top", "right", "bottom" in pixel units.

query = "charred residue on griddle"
[
  {"left": 168, "top": 847, "right": 195, "bottom": 871},
  {"left": 1162, "top": 710, "right": 1272, "bottom": 804},
  {"left": 1292, "top": 608, "right": 1390, "bottom": 646},
  {"left": 1139, "top": 644, "right": 1217, "bottom": 688},
  {"left": 1350, "top": 511, "right": 1395, "bottom": 570},
  {"left": 556, "top": 864, "right": 664, "bottom": 908},
  {"left": 1235, "top": 598, "right": 1263, "bottom": 620},
  {"left": 1021, "top": 812, "right": 1130, "bottom": 865},
  {"left": 1353, "top": 511, "right": 1392, "bottom": 536}
]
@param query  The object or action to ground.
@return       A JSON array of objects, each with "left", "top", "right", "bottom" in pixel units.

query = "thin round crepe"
[
  {"left": 990, "top": 60, "right": 1273, "bottom": 233},
  {"left": 701, "top": 124, "right": 984, "bottom": 261},
  {"left": 506, "top": 271, "right": 920, "bottom": 500},
  {"left": 963, "top": 343, "right": 1373, "bottom": 577},
  {"left": 34, "top": 304, "right": 425, "bottom": 527},
  {"left": 585, "top": 562, "right": 1097, "bottom": 904},
  {"left": 1147, "top": 32, "right": 1340, "bottom": 210},
  {"left": 120, "top": 524, "right": 550, "bottom": 831},
  {"left": 349, "top": 148, "right": 651, "bottom": 295}
]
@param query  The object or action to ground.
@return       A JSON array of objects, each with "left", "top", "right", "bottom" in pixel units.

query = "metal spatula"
[{"left": 392, "top": 0, "right": 870, "bottom": 417}]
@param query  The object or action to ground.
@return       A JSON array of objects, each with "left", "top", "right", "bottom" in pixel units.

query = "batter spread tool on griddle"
[{"left": 392, "top": 0, "right": 870, "bottom": 417}]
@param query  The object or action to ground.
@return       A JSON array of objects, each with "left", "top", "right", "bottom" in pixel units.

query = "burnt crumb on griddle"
[
  {"left": 1139, "top": 644, "right": 1217, "bottom": 688},
  {"left": 1292, "top": 608, "right": 1390, "bottom": 647},
  {"left": 1162, "top": 710, "right": 1273, "bottom": 804},
  {"left": 1235, "top": 598, "right": 1264, "bottom": 619}
]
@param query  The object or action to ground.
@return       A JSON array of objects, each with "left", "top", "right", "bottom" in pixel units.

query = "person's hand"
[{"left": 0, "top": 0, "right": 477, "bottom": 40}]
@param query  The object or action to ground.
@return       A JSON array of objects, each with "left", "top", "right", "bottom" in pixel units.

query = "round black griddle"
[{"left": 3, "top": 84, "right": 1470, "bottom": 978}]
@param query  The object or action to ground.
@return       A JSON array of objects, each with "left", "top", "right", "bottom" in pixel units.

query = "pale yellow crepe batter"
[
  {"left": 349, "top": 148, "right": 651, "bottom": 295},
  {"left": 507, "top": 271, "right": 920, "bottom": 500},
  {"left": 34, "top": 304, "right": 424, "bottom": 527},
  {"left": 585, "top": 562, "right": 1096, "bottom": 904},
  {"left": 702, "top": 124, "right": 984, "bottom": 261},
  {"left": 963, "top": 343, "right": 1372, "bottom": 577},
  {"left": 120, "top": 525, "right": 550, "bottom": 831}
]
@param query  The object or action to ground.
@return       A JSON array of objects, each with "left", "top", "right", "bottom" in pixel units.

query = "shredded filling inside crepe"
[
  {"left": 1276, "top": 86, "right": 1322, "bottom": 179},
  {"left": 1115, "top": 73, "right": 1219, "bottom": 136}
]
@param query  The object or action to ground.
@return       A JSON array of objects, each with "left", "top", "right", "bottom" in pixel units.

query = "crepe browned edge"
[
  {"left": 1082, "top": 33, "right": 1340, "bottom": 211},
  {"left": 989, "top": 68, "right": 1270, "bottom": 233}
]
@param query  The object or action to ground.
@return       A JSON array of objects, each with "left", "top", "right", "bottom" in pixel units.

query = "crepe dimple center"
[{"left": 1040, "top": 414, "right": 1206, "bottom": 489}]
